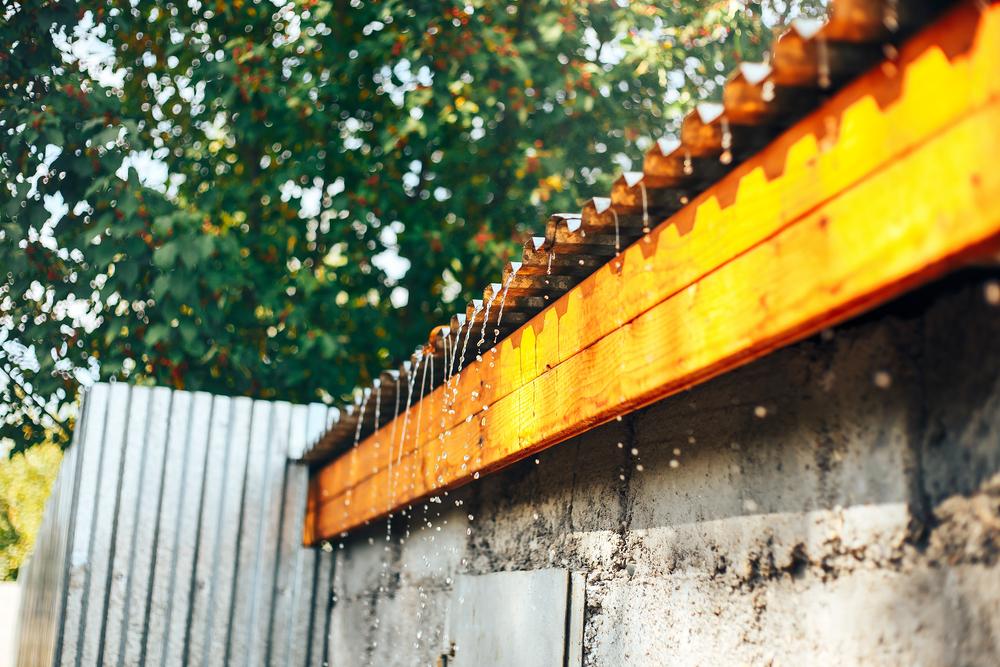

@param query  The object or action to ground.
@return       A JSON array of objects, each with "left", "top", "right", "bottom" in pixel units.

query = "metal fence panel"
[{"left": 15, "top": 384, "right": 335, "bottom": 667}]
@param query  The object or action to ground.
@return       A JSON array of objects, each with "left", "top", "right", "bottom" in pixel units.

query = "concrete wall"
[{"left": 328, "top": 273, "right": 1000, "bottom": 666}]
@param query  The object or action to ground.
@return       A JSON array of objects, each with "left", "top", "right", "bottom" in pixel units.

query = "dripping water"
[
  {"left": 883, "top": 0, "right": 899, "bottom": 32},
  {"left": 452, "top": 303, "right": 481, "bottom": 389},
  {"left": 612, "top": 207, "right": 621, "bottom": 255},
  {"left": 816, "top": 34, "right": 831, "bottom": 89},
  {"left": 492, "top": 263, "right": 520, "bottom": 346},
  {"left": 761, "top": 80, "right": 776, "bottom": 103},
  {"left": 639, "top": 181, "right": 650, "bottom": 234},
  {"left": 344, "top": 387, "right": 373, "bottom": 514},
  {"left": 719, "top": 116, "right": 733, "bottom": 165},
  {"left": 476, "top": 289, "right": 500, "bottom": 357}
]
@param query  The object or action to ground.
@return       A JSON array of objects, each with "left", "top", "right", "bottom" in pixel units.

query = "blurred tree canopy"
[{"left": 2, "top": 0, "right": 822, "bottom": 454}]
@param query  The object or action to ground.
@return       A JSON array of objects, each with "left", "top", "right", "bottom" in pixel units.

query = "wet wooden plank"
[{"left": 310, "top": 3, "right": 1000, "bottom": 540}]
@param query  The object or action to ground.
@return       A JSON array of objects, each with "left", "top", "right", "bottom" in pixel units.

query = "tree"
[
  {"left": 2, "top": 0, "right": 819, "bottom": 455},
  {"left": 0, "top": 441, "right": 62, "bottom": 580}
]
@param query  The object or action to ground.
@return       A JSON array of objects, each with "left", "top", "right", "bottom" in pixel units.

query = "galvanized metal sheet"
[
  {"left": 448, "top": 568, "right": 581, "bottom": 667},
  {"left": 99, "top": 385, "right": 151, "bottom": 665},
  {"left": 59, "top": 383, "right": 110, "bottom": 667},
  {"left": 15, "top": 383, "right": 334, "bottom": 667},
  {"left": 157, "top": 390, "right": 213, "bottom": 666}
]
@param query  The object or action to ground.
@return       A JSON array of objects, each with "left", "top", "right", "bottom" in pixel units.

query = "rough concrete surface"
[{"left": 327, "top": 273, "right": 1000, "bottom": 666}]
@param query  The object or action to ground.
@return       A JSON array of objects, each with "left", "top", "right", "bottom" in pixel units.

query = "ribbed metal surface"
[
  {"left": 14, "top": 383, "right": 337, "bottom": 667},
  {"left": 302, "top": 0, "right": 958, "bottom": 464}
]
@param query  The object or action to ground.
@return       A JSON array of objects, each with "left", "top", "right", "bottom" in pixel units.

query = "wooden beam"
[{"left": 307, "top": 3, "right": 1000, "bottom": 542}]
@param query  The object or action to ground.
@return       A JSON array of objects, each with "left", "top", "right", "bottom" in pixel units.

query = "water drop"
[
  {"left": 984, "top": 280, "right": 1000, "bottom": 305},
  {"left": 873, "top": 371, "right": 892, "bottom": 389},
  {"left": 816, "top": 35, "right": 831, "bottom": 89},
  {"left": 761, "top": 80, "right": 775, "bottom": 102}
]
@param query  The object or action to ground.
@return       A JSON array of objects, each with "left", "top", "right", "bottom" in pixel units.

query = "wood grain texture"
[{"left": 310, "top": 3, "right": 1000, "bottom": 541}]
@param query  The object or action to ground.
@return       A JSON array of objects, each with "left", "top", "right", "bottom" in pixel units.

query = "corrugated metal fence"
[{"left": 15, "top": 383, "right": 338, "bottom": 666}]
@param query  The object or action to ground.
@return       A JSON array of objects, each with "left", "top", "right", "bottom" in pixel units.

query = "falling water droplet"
[
  {"left": 492, "top": 264, "right": 520, "bottom": 345},
  {"left": 761, "top": 80, "right": 776, "bottom": 102},
  {"left": 984, "top": 280, "right": 1000, "bottom": 305},
  {"left": 611, "top": 207, "right": 621, "bottom": 255},
  {"left": 816, "top": 35, "right": 831, "bottom": 89},
  {"left": 884, "top": 0, "right": 900, "bottom": 31},
  {"left": 639, "top": 181, "right": 650, "bottom": 234}
]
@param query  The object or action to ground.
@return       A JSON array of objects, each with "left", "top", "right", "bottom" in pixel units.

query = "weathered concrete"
[{"left": 327, "top": 273, "right": 1000, "bottom": 666}]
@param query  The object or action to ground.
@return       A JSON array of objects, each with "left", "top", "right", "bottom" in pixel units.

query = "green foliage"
[
  {"left": 2, "top": 0, "right": 819, "bottom": 454},
  {"left": 0, "top": 441, "right": 62, "bottom": 580}
]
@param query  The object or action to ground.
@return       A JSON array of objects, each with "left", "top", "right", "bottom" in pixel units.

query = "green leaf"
[
  {"left": 145, "top": 324, "right": 170, "bottom": 346},
  {"left": 153, "top": 242, "right": 178, "bottom": 268}
]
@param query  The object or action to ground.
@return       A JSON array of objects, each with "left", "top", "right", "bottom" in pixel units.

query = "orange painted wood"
[{"left": 308, "top": 3, "right": 1000, "bottom": 541}]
